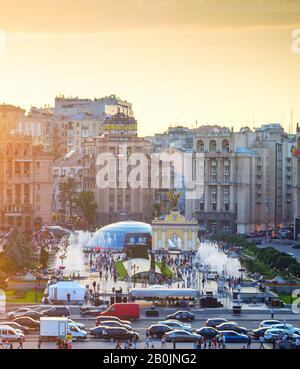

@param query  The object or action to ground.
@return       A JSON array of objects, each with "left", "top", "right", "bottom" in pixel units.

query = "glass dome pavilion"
[{"left": 87, "top": 221, "right": 152, "bottom": 251}]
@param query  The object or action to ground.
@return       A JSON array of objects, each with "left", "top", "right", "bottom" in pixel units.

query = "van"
[
  {"left": 67, "top": 323, "right": 87, "bottom": 342},
  {"left": 0, "top": 326, "right": 25, "bottom": 342},
  {"left": 98, "top": 303, "right": 140, "bottom": 321}
]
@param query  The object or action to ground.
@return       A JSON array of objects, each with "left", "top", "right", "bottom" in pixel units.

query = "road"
[{"left": 4, "top": 313, "right": 299, "bottom": 349}]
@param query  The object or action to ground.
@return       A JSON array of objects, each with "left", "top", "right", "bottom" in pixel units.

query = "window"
[{"left": 197, "top": 140, "right": 204, "bottom": 153}]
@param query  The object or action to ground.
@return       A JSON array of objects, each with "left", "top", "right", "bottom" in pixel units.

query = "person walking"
[
  {"left": 259, "top": 335, "right": 265, "bottom": 349},
  {"left": 115, "top": 341, "right": 121, "bottom": 349},
  {"left": 295, "top": 336, "right": 300, "bottom": 350},
  {"left": 246, "top": 334, "right": 252, "bottom": 349},
  {"left": 67, "top": 292, "right": 71, "bottom": 303},
  {"left": 271, "top": 307, "right": 274, "bottom": 319},
  {"left": 161, "top": 335, "right": 167, "bottom": 349}
]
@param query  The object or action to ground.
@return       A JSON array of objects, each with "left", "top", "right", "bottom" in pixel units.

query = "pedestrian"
[
  {"left": 38, "top": 336, "right": 42, "bottom": 349},
  {"left": 67, "top": 292, "right": 71, "bottom": 303},
  {"left": 272, "top": 336, "right": 276, "bottom": 350},
  {"left": 5, "top": 341, "right": 10, "bottom": 349},
  {"left": 115, "top": 341, "right": 121, "bottom": 349},
  {"left": 259, "top": 335, "right": 265, "bottom": 349},
  {"left": 145, "top": 336, "right": 149, "bottom": 349},
  {"left": 271, "top": 307, "right": 274, "bottom": 319},
  {"left": 0, "top": 336, "right": 3, "bottom": 349},
  {"left": 246, "top": 334, "right": 251, "bottom": 349},
  {"left": 17, "top": 337, "right": 24, "bottom": 349},
  {"left": 295, "top": 336, "right": 300, "bottom": 350},
  {"left": 161, "top": 335, "right": 167, "bottom": 349}
]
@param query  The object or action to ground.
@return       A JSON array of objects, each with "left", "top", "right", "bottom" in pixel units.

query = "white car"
[
  {"left": 264, "top": 328, "right": 298, "bottom": 342},
  {"left": 0, "top": 326, "right": 25, "bottom": 341},
  {"left": 67, "top": 323, "right": 88, "bottom": 342},
  {"left": 259, "top": 320, "right": 282, "bottom": 328},
  {"left": 7, "top": 308, "right": 32, "bottom": 319},
  {"left": 270, "top": 324, "right": 300, "bottom": 336},
  {"left": 68, "top": 319, "right": 85, "bottom": 331},
  {"left": 158, "top": 320, "right": 193, "bottom": 333}
]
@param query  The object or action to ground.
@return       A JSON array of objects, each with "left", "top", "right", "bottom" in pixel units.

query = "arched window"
[
  {"left": 15, "top": 143, "right": 21, "bottom": 156},
  {"left": 209, "top": 140, "right": 217, "bottom": 152},
  {"left": 222, "top": 139, "right": 230, "bottom": 152},
  {"left": 197, "top": 140, "right": 204, "bottom": 153},
  {"left": 24, "top": 143, "right": 29, "bottom": 156}
]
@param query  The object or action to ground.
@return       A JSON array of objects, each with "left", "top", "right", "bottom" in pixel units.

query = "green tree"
[
  {"left": 1, "top": 228, "right": 34, "bottom": 273},
  {"left": 59, "top": 178, "right": 77, "bottom": 222},
  {"left": 74, "top": 191, "right": 97, "bottom": 225}
]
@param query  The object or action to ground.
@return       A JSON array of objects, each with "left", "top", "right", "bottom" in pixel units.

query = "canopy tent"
[
  {"left": 131, "top": 287, "right": 200, "bottom": 299},
  {"left": 48, "top": 281, "right": 85, "bottom": 302}
]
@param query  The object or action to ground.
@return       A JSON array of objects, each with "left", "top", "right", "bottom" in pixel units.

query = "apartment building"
[
  {"left": 0, "top": 135, "right": 53, "bottom": 229},
  {"left": 0, "top": 104, "right": 25, "bottom": 135}
]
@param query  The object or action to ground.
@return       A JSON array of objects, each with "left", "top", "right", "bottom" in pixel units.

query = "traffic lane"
[{"left": 68, "top": 318, "right": 300, "bottom": 332}]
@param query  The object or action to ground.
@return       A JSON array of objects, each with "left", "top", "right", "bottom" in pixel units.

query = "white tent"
[{"left": 48, "top": 281, "right": 85, "bottom": 302}]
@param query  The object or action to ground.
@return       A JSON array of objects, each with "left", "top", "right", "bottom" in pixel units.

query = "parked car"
[
  {"left": 96, "top": 320, "right": 132, "bottom": 331},
  {"left": 146, "top": 324, "right": 173, "bottom": 339},
  {"left": 166, "top": 311, "right": 195, "bottom": 322},
  {"left": 259, "top": 320, "right": 282, "bottom": 328},
  {"left": 163, "top": 330, "right": 201, "bottom": 342},
  {"left": 205, "top": 318, "right": 228, "bottom": 328},
  {"left": 158, "top": 320, "right": 193, "bottom": 333},
  {"left": 13, "top": 317, "right": 40, "bottom": 330},
  {"left": 0, "top": 321, "right": 30, "bottom": 334},
  {"left": 220, "top": 331, "right": 248, "bottom": 343},
  {"left": 269, "top": 324, "right": 296, "bottom": 333},
  {"left": 251, "top": 327, "right": 269, "bottom": 339},
  {"left": 0, "top": 326, "right": 25, "bottom": 342},
  {"left": 196, "top": 327, "right": 219, "bottom": 339},
  {"left": 7, "top": 308, "right": 33, "bottom": 319},
  {"left": 80, "top": 306, "right": 103, "bottom": 317},
  {"left": 89, "top": 326, "right": 109, "bottom": 339},
  {"left": 12, "top": 310, "right": 43, "bottom": 320},
  {"left": 264, "top": 328, "right": 295, "bottom": 342},
  {"left": 216, "top": 322, "right": 248, "bottom": 334},
  {"left": 42, "top": 306, "right": 70, "bottom": 317},
  {"left": 96, "top": 316, "right": 131, "bottom": 327},
  {"left": 101, "top": 327, "right": 139, "bottom": 342}
]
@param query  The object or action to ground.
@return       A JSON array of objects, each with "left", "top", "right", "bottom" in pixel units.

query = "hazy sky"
[{"left": 0, "top": 0, "right": 300, "bottom": 136}]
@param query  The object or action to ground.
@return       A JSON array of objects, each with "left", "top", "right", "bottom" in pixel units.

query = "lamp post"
[{"left": 35, "top": 263, "right": 42, "bottom": 303}]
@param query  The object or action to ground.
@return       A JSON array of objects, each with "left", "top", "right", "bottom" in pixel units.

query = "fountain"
[
  {"left": 55, "top": 230, "right": 93, "bottom": 276},
  {"left": 196, "top": 241, "right": 242, "bottom": 277}
]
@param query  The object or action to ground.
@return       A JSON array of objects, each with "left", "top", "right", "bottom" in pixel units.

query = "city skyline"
[{"left": 0, "top": 0, "right": 300, "bottom": 136}]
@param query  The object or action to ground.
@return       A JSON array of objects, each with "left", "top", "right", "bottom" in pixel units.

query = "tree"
[
  {"left": 74, "top": 191, "right": 97, "bottom": 225},
  {"left": 59, "top": 178, "right": 77, "bottom": 222},
  {"left": 1, "top": 228, "right": 34, "bottom": 273}
]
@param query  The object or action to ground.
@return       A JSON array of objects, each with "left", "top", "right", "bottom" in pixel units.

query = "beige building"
[
  {"left": 190, "top": 124, "right": 295, "bottom": 234},
  {"left": 83, "top": 113, "right": 154, "bottom": 226},
  {"left": 0, "top": 135, "right": 54, "bottom": 229}
]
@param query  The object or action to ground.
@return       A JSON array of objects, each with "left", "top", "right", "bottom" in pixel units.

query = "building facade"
[{"left": 0, "top": 135, "right": 53, "bottom": 229}]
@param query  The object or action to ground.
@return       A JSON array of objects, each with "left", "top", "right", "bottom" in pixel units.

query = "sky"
[{"left": 0, "top": 0, "right": 300, "bottom": 136}]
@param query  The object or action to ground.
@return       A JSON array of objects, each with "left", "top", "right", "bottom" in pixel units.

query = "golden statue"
[{"left": 167, "top": 191, "right": 182, "bottom": 210}]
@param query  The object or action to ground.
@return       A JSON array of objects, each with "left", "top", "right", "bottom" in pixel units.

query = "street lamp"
[{"left": 35, "top": 263, "right": 42, "bottom": 303}]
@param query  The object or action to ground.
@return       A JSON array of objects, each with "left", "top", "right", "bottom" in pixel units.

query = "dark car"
[
  {"left": 146, "top": 325, "right": 173, "bottom": 339},
  {"left": 205, "top": 318, "right": 228, "bottom": 328},
  {"left": 216, "top": 323, "right": 248, "bottom": 334},
  {"left": 0, "top": 321, "right": 30, "bottom": 334},
  {"left": 102, "top": 327, "right": 139, "bottom": 342},
  {"left": 42, "top": 306, "right": 70, "bottom": 317},
  {"left": 97, "top": 320, "right": 132, "bottom": 331},
  {"left": 13, "top": 317, "right": 40, "bottom": 330},
  {"left": 89, "top": 326, "right": 109, "bottom": 339},
  {"left": 80, "top": 306, "right": 103, "bottom": 317},
  {"left": 164, "top": 330, "right": 201, "bottom": 343},
  {"left": 196, "top": 327, "right": 219, "bottom": 339},
  {"left": 166, "top": 311, "right": 195, "bottom": 322},
  {"left": 251, "top": 327, "right": 269, "bottom": 339},
  {"left": 96, "top": 316, "right": 131, "bottom": 327}
]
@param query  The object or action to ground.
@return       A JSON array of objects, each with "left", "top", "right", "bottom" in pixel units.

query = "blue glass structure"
[{"left": 87, "top": 221, "right": 152, "bottom": 251}]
